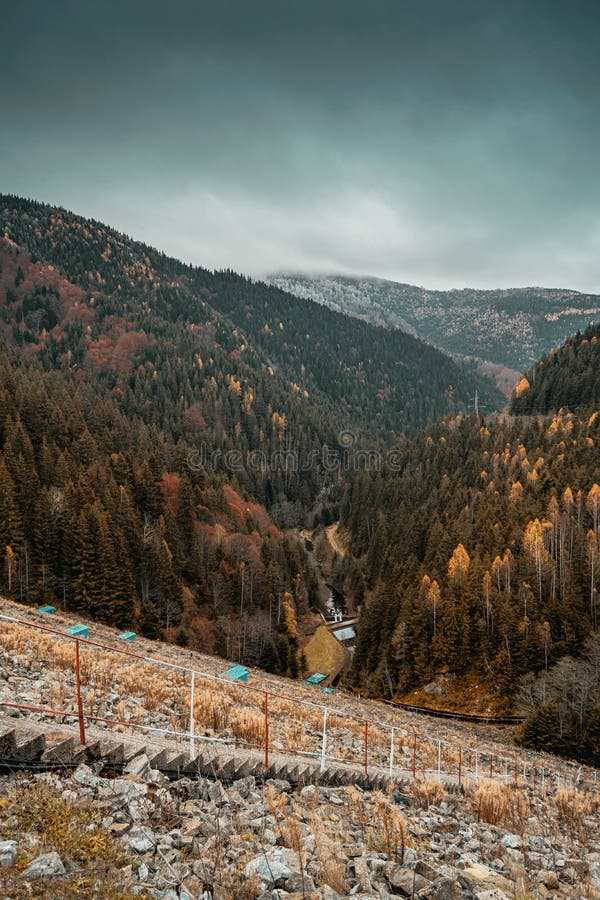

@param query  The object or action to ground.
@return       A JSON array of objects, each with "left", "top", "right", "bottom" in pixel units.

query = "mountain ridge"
[
  {"left": 268, "top": 272, "right": 600, "bottom": 374},
  {"left": 0, "top": 195, "right": 502, "bottom": 444}
]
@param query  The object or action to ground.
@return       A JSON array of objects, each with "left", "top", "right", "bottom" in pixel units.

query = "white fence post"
[
  {"left": 189, "top": 670, "right": 196, "bottom": 760},
  {"left": 389, "top": 727, "right": 395, "bottom": 776},
  {"left": 320, "top": 709, "right": 329, "bottom": 773},
  {"left": 437, "top": 740, "right": 441, "bottom": 780}
]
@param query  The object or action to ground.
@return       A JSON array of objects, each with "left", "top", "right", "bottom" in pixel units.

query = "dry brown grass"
[
  {"left": 472, "top": 780, "right": 530, "bottom": 832},
  {"left": 308, "top": 812, "right": 348, "bottom": 894},
  {"left": 0, "top": 779, "right": 149, "bottom": 900},
  {"left": 555, "top": 788, "right": 593, "bottom": 842},
  {"left": 302, "top": 625, "right": 346, "bottom": 681},
  {"left": 412, "top": 777, "right": 447, "bottom": 810},
  {"left": 229, "top": 706, "right": 265, "bottom": 746},
  {"left": 343, "top": 786, "right": 410, "bottom": 862},
  {"left": 370, "top": 792, "right": 409, "bottom": 862},
  {"left": 263, "top": 786, "right": 311, "bottom": 897}
]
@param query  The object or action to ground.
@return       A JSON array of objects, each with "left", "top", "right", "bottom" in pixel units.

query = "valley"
[
  {"left": 4, "top": 2, "right": 600, "bottom": 896},
  {"left": 1, "top": 195, "right": 600, "bottom": 897}
]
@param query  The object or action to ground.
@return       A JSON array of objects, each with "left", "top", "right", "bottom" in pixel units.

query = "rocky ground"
[
  {"left": 1, "top": 598, "right": 600, "bottom": 898},
  {"left": 1, "top": 755, "right": 599, "bottom": 899}
]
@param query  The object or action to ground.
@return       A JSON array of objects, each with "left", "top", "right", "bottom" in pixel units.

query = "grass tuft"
[{"left": 0, "top": 779, "right": 149, "bottom": 900}]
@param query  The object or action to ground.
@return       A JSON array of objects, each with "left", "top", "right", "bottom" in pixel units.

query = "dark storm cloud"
[{"left": 2, "top": 0, "right": 600, "bottom": 289}]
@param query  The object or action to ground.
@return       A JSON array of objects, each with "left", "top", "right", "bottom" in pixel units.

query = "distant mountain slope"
[
  {"left": 511, "top": 322, "right": 600, "bottom": 415},
  {"left": 0, "top": 196, "right": 501, "bottom": 452},
  {"left": 268, "top": 273, "right": 600, "bottom": 372}
]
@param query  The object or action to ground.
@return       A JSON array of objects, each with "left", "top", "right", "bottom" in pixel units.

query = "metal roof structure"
[
  {"left": 304, "top": 672, "right": 328, "bottom": 684},
  {"left": 332, "top": 625, "right": 356, "bottom": 642}
]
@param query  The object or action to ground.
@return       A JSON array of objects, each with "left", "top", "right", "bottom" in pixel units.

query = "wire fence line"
[{"left": 0, "top": 610, "right": 597, "bottom": 792}]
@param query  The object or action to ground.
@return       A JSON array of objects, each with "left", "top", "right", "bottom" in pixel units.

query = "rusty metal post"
[
  {"left": 264, "top": 691, "right": 269, "bottom": 769},
  {"left": 489, "top": 756, "right": 493, "bottom": 779},
  {"left": 364, "top": 721, "right": 368, "bottom": 775},
  {"left": 74, "top": 639, "right": 86, "bottom": 746}
]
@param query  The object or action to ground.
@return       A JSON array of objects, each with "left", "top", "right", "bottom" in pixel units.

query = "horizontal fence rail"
[
  {"left": 391, "top": 701, "right": 526, "bottom": 725},
  {"left": 0, "top": 610, "right": 597, "bottom": 792}
]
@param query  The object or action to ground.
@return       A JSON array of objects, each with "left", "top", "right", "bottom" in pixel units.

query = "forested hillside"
[
  {"left": 511, "top": 322, "right": 600, "bottom": 415},
  {"left": 0, "top": 196, "right": 501, "bottom": 457},
  {"left": 0, "top": 195, "right": 502, "bottom": 678},
  {"left": 340, "top": 410, "right": 600, "bottom": 762},
  {"left": 0, "top": 353, "right": 319, "bottom": 672}
]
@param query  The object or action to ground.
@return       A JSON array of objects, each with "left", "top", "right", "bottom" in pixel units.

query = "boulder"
[
  {"left": 23, "top": 851, "right": 66, "bottom": 880},
  {"left": 245, "top": 848, "right": 298, "bottom": 886},
  {"left": 0, "top": 840, "right": 18, "bottom": 869},
  {"left": 124, "top": 753, "right": 150, "bottom": 777},
  {"left": 128, "top": 827, "right": 156, "bottom": 854}
]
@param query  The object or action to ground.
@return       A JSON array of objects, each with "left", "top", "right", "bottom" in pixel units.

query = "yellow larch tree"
[{"left": 448, "top": 544, "right": 470, "bottom": 586}]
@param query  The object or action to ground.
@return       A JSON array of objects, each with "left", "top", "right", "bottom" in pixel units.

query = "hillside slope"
[
  {"left": 511, "top": 322, "right": 600, "bottom": 415},
  {"left": 1, "top": 597, "right": 599, "bottom": 899},
  {"left": 269, "top": 273, "right": 600, "bottom": 372},
  {"left": 0, "top": 196, "right": 501, "bottom": 450},
  {"left": 336, "top": 409, "right": 600, "bottom": 763}
]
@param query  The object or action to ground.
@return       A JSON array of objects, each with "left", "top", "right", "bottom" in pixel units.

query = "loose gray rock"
[
  {"left": 236, "top": 775, "right": 257, "bottom": 798},
  {"left": 430, "top": 878, "right": 464, "bottom": 899},
  {"left": 151, "top": 891, "right": 193, "bottom": 900},
  {"left": 110, "top": 778, "right": 148, "bottom": 800},
  {"left": 284, "top": 870, "right": 316, "bottom": 892},
  {"left": 73, "top": 763, "right": 100, "bottom": 788},
  {"left": 300, "top": 784, "right": 319, "bottom": 802},
  {"left": 475, "top": 890, "right": 511, "bottom": 900},
  {"left": 128, "top": 827, "right": 156, "bottom": 853},
  {"left": 208, "top": 780, "right": 228, "bottom": 806},
  {"left": 387, "top": 865, "right": 430, "bottom": 895},
  {"left": 500, "top": 833, "right": 521, "bottom": 849},
  {"left": 266, "top": 779, "right": 292, "bottom": 794},
  {"left": 245, "top": 848, "right": 297, "bottom": 886},
  {"left": 23, "top": 850, "right": 66, "bottom": 880},
  {"left": 125, "top": 753, "right": 150, "bottom": 777},
  {"left": 415, "top": 859, "right": 439, "bottom": 880},
  {"left": 0, "top": 840, "right": 18, "bottom": 869},
  {"left": 318, "top": 887, "right": 342, "bottom": 900}
]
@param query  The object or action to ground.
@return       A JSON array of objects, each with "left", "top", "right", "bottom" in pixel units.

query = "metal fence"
[{"left": 0, "top": 610, "right": 596, "bottom": 792}]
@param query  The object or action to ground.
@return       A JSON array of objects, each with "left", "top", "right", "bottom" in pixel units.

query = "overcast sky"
[{"left": 2, "top": 0, "right": 600, "bottom": 290}]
